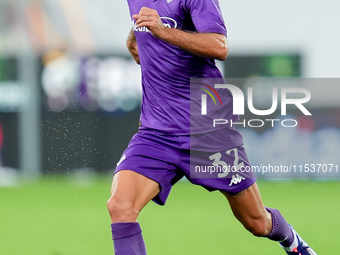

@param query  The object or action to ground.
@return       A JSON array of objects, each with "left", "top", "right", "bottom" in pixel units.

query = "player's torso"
[{"left": 126, "top": 0, "right": 227, "bottom": 136}]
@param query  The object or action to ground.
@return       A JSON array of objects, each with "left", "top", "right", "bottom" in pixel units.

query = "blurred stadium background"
[{"left": 0, "top": 0, "right": 339, "bottom": 254}]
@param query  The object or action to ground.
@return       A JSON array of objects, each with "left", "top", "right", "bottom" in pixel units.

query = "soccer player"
[{"left": 107, "top": 1, "right": 317, "bottom": 254}]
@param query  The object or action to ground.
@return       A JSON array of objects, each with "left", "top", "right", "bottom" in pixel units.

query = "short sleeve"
[{"left": 184, "top": 0, "right": 227, "bottom": 36}]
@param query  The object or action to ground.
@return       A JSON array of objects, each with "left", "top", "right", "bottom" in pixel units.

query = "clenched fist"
[{"left": 133, "top": 7, "right": 167, "bottom": 38}]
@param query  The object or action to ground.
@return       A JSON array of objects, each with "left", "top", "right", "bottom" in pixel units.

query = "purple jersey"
[{"left": 127, "top": 0, "right": 243, "bottom": 149}]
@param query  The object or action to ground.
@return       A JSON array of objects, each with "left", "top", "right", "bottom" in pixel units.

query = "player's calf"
[
  {"left": 222, "top": 184, "right": 273, "bottom": 237},
  {"left": 242, "top": 214, "right": 272, "bottom": 237}
]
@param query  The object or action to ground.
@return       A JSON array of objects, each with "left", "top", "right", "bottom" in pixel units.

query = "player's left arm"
[
  {"left": 126, "top": 29, "right": 140, "bottom": 64},
  {"left": 133, "top": 7, "right": 228, "bottom": 61}
]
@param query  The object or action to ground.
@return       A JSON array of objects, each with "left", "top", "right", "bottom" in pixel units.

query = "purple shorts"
[{"left": 115, "top": 130, "right": 256, "bottom": 205}]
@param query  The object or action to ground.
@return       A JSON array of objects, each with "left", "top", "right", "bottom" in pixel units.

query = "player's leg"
[
  {"left": 221, "top": 182, "right": 272, "bottom": 237},
  {"left": 108, "top": 170, "right": 160, "bottom": 223},
  {"left": 107, "top": 170, "right": 160, "bottom": 255},
  {"left": 108, "top": 130, "right": 186, "bottom": 254},
  {"left": 222, "top": 182, "right": 317, "bottom": 254}
]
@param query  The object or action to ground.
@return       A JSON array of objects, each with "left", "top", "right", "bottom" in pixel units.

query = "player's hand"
[{"left": 133, "top": 7, "right": 166, "bottom": 39}]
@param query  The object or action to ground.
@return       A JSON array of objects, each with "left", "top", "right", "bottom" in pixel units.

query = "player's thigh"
[
  {"left": 109, "top": 170, "right": 160, "bottom": 215},
  {"left": 221, "top": 182, "right": 271, "bottom": 232}
]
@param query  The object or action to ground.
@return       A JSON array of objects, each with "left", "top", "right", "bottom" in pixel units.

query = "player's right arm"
[
  {"left": 133, "top": 8, "right": 227, "bottom": 61},
  {"left": 126, "top": 29, "right": 140, "bottom": 64}
]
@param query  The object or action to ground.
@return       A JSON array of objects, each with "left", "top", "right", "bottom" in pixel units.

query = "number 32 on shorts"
[{"left": 209, "top": 148, "right": 245, "bottom": 178}]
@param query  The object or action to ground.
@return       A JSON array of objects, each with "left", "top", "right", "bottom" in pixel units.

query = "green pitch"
[{"left": 0, "top": 175, "right": 338, "bottom": 254}]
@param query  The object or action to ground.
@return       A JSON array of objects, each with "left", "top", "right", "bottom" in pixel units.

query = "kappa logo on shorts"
[
  {"left": 229, "top": 174, "right": 245, "bottom": 186},
  {"left": 117, "top": 154, "right": 126, "bottom": 167},
  {"left": 166, "top": 0, "right": 174, "bottom": 3}
]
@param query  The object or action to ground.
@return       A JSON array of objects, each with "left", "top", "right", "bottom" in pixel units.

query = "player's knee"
[
  {"left": 244, "top": 216, "right": 272, "bottom": 237},
  {"left": 107, "top": 195, "right": 139, "bottom": 222}
]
